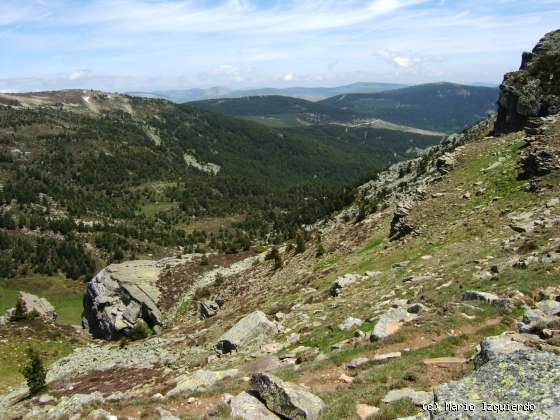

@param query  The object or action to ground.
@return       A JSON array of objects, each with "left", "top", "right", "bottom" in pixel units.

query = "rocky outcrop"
[
  {"left": 381, "top": 388, "right": 433, "bottom": 406},
  {"left": 215, "top": 310, "right": 277, "bottom": 354},
  {"left": 389, "top": 202, "right": 415, "bottom": 240},
  {"left": 82, "top": 259, "right": 182, "bottom": 340},
  {"left": 495, "top": 29, "right": 560, "bottom": 133},
  {"left": 474, "top": 333, "right": 537, "bottom": 368},
  {"left": 433, "top": 350, "right": 560, "bottom": 419},
  {"left": 3, "top": 292, "right": 57, "bottom": 323},
  {"left": 251, "top": 373, "right": 326, "bottom": 419}
]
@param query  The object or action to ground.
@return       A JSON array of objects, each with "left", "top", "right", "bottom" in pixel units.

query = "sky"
[{"left": 1, "top": 0, "right": 559, "bottom": 92}]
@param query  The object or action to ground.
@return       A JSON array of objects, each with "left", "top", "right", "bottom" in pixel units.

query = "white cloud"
[
  {"left": 69, "top": 69, "right": 94, "bottom": 80},
  {"left": 283, "top": 73, "right": 294, "bottom": 81}
]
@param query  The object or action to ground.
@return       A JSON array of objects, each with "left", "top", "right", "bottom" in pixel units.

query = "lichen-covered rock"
[
  {"left": 381, "top": 388, "right": 433, "bottom": 406},
  {"left": 518, "top": 308, "right": 557, "bottom": 333},
  {"left": 251, "top": 373, "right": 325, "bottom": 420},
  {"left": 82, "top": 259, "right": 181, "bottom": 340},
  {"left": 389, "top": 203, "right": 415, "bottom": 240},
  {"left": 495, "top": 29, "right": 560, "bottom": 133},
  {"left": 433, "top": 350, "right": 560, "bottom": 419},
  {"left": 229, "top": 391, "right": 280, "bottom": 420},
  {"left": 474, "top": 333, "right": 538, "bottom": 368},
  {"left": 215, "top": 310, "right": 277, "bottom": 354}
]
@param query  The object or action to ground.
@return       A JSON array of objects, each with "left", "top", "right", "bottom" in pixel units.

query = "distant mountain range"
[
  {"left": 187, "top": 82, "right": 499, "bottom": 133},
  {"left": 320, "top": 82, "right": 499, "bottom": 133},
  {"left": 127, "top": 82, "right": 407, "bottom": 103}
]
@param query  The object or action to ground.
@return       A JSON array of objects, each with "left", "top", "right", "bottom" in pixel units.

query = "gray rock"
[
  {"left": 539, "top": 287, "right": 560, "bottom": 301},
  {"left": 474, "top": 333, "right": 533, "bottom": 368},
  {"left": 330, "top": 273, "right": 366, "bottom": 297},
  {"left": 166, "top": 369, "right": 239, "bottom": 397},
  {"left": 347, "top": 357, "right": 370, "bottom": 369},
  {"left": 371, "top": 307, "right": 418, "bottom": 341},
  {"left": 389, "top": 203, "right": 415, "bottom": 240},
  {"left": 8, "top": 292, "right": 57, "bottom": 323},
  {"left": 251, "top": 373, "right": 325, "bottom": 419},
  {"left": 229, "top": 391, "right": 280, "bottom": 420},
  {"left": 462, "top": 290, "right": 511, "bottom": 308},
  {"left": 199, "top": 297, "right": 222, "bottom": 319},
  {"left": 82, "top": 260, "right": 171, "bottom": 340},
  {"left": 518, "top": 308, "right": 556, "bottom": 333},
  {"left": 433, "top": 350, "right": 560, "bottom": 419},
  {"left": 537, "top": 299, "right": 560, "bottom": 316},
  {"left": 381, "top": 388, "right": 433, "bottom": 406},
  {"left": 542, "top": 251, "right": 560, "bottom": 264},
  {"left": 87, "top": 409, "right": 117, "bottom": 420},
  {"left": 215, "top": 310, "right": 277, "bottom": 354},
  {"left": 47, "top": 392, "right": 104, "bottom": 419},
  {"left": 155, "top": 407, "right": 180, "bottom": 420},
  {"left": 338, "top": 317, "right": 364, "bottom": 331}
]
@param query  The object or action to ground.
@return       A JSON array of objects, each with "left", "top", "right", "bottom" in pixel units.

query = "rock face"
[
  {"left": 82, "top": 260, "right": 172, "bottom": 340},
  {"left": 4, "top": 292, "right": 57, "bottom": 323},
  {"left": 495, "top": 29, "right": 560, "bottom": 133},
  {"left": 251, "top": 373, "right": 326, "bottom": 420},
  {"left": 433, "top": 350, "right": 560, "bottom": 419},
  {"left": 215, "top": 310, "right": 277, "bottom": 354}
]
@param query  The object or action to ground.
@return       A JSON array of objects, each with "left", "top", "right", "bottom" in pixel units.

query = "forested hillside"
[
  {"left": 321, "top": 82, "right": 499, "bottom": 133},
  {"left": 0, "top": 91, "right": 439, "bottom": 280}
]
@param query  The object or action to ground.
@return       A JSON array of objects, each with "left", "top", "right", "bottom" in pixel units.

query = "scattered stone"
[
  {"left": 434, "top": 350, "right": 560, "bottom": 418},
  {"left": 542, "top": 251, "right": 560, "bottom": 264},
  {"left": 38, "top": 394, "right": 56, "bottom": 404},
  {"left": 347, "top": 357, "right": 370, "bottom": 369},
  {"left": 392, "top": 261, "right": 410, "bottom": 269},
  {"left": 338, "top": 373, "right": 353, "bottom": 384},
  {"left": 215, "top": 311, "right": 277, "bottom": 354},
  {"left": 382, "top": 388, "right": 433, "bottom": 406},
  {"left": 537, "top": 300, "right": 560, "bottom": 316},
  {"left": 518, "top": 308, "right": 556, "bottom": 334},
  {"left": 251, "top": 373, "right": 326, "bottom": 419},
  {"left": 462, "top": 290, "right": 511, "bottom": 308},
  {"left": 539, "top": 287, "right": 560, "bottom": 301},
  {"left": 371, "top": 307, "right": 418, "bottom": 341},
  {"left": 422, "top": 357, "right": 468, "bottom": 368},
  {"left": 199, "top": 296, "right": 224, "bottom": 319},
  {"left": 407, "top": 303, "right": 429, "bottom": 314},
  {"left": 155, "top": 407, "right": 180, "bottom": 420},
  {"left": 166, "top": 369, "right": 238, "bottom": 397},
  {"left": 513, "top": 255, "right": 539, "bottom": 269},
  {"left": 87, "top": 409, "right": 117, "bottom": 420},
  {"left": 338, "top": 317, "right": 364, "bottom": 331},
  {"left": 330, "top": 274, "right": 366, "bottom": 297},
  {"left": 47, "top": 392, "right": 104, "bottom": 419},
  {"left": 372, "top": 352, "right": 402, "bottom": 363},
  {"left": 354, "top": 329, "right": 366, "bottom": 338},
  {"left": 229, "top": 391, "right": 280, "bottom": 420},
  {"left": 356, "top": 403, "right": 379, "bottom": 420}
]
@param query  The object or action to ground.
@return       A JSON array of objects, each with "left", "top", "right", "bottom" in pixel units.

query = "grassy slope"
[{"left": 160, "top": 121, "right": 559, "bottom": 419}]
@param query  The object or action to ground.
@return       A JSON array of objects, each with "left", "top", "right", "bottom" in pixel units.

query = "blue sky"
[{"left": 1, "top": 0, "right": 559, "bottom": 92}]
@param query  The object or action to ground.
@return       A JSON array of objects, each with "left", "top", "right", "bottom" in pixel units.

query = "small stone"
[
  {"left": 338, "top": 317, "right": 364, "bottom": 331},
  {"left": 356, "top": 403, "right": 379, "bottom": 420},
  {"left": 347, "top": 357, "right": 370, "bottom": 369},
  {"left": 338, "top": 373, "right": 353, "bottom": 384},
  {"left": 382, "top": 388, "right": 433, "bottom": 406}
]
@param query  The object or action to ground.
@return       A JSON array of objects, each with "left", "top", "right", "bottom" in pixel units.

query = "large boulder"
[
  {"left": 433, "top": 350, "right": 560, "bottom": 419},
  {"left": 4, "top": 292, "right": 57, "bottom": 323},
  {"left": 474, "top": 333, "right": 536, "bottom": 368},
  {"left": 495, "top": 29, "right": 560, "bottom": 133},
  {"left": 82, "top": 260, "right": 173, "bottom": 340},
  {"left": 251, "top": 373, "right": 326, "bottom": 419},
  {"left": 215, "top": 310, "right": 277, "bottom": 354}
]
